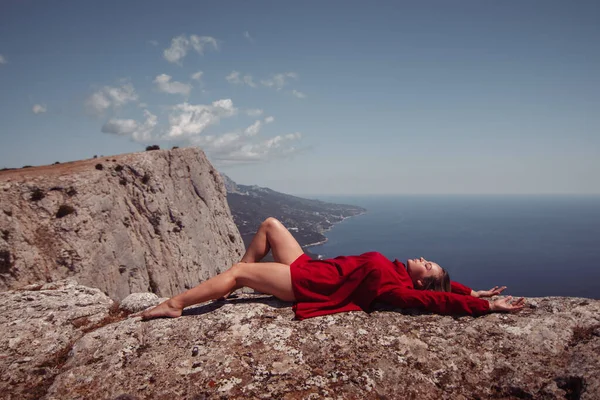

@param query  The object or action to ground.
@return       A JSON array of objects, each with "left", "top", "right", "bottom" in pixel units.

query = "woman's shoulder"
[
  {"left": 329, "top": 252, "right": 397, "bottom": 269},
  {"left": 331, "top": 251, "right": 387, "bottom": 261},
  {"left": 330, "top": 251, "right": 383, "bottom": 259},
  {"left": 360, "top": 251, "right": 390, "bottom": 261},
  {"left": 351, "top": 252, "right": 398, "bottom": 268}
]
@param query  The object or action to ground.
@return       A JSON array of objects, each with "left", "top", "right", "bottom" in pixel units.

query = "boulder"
[{"left": 119, "top": 293, "right": 167, "bottom": 314}]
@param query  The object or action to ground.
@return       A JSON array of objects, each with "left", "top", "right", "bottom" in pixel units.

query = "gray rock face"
[
  {"left": 2, "top": 281, "right": 598, "bottom": 400},
  {"left": 0, "top": 148, "right": 245, "bottom": 299}
]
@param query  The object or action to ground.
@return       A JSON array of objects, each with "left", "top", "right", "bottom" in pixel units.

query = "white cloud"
[
  {"left": 191, "top": 71, "right": 203, "bottom": 82},
  {"left": 148, "top": 40, "right": 159, "bottom": 46},
  {"left": 284, "top": 132, "right": 302, "bottom": 140},
  {"left": 102, "top": 118, "right": 138, "bottom": 135},
  {"left": 226, "top": 71, "right": 257, "bottom": 88},
  {"left": 246, "top": 108, "right": 263, "bottom": 117},
  {"left": 166, "top": 99, "right": 237, "bottom": 138},
  {"left": 32, "top": 104, "right": 47, "bottom": 114},
  {"left": 191, "top": 128, "right": 302, "bottom": 164},
  {"left": 292, "top": 90, "right": 306, "bottom": 99},
  {"left": 205, "top": 132, "right": 242, "bottom": 150},
  {"left": 191, "top": 134, "right": 239, "bottom": 159},
  {"left": 154, "top": 74, "right": 192, "bottom": 96},
  {"left": 107, "top": 95, "right": 300, "bottom": 164},
  {"left": 261, "top": 72, "right": 298, "bottom": 90},
  {"left": 190, "top": 35, "right": 217, "bottom": 54},
  {"left": 244, "top": 31, "right": 255, "bottom": 43},
  {"left": 243, "top": 75, "right": 257, "bottom": 87},
  {"left": 86, "top": 92, "right": 111, "bottom": 113},
  {"left": 212, "top": 132, "right": 303, "bottom": 163},
  {"left": 133, "top": 111, "right": 158, "bottom": 142},
  {"left": 186, "top": 114, "right": 301, "bottom": 163},
  {"left": 163, "top": 34, "right": 218, "bottom": 64},
  {"left": 101, "top": 110, "right": 157, "bottom": 142},
  {"left": 244, "top": 120, "right": 262, "bottom": 137},
  {"left": 85, "top": 83, "right": 139, "bottom": 115},
  {"left": 163, "top": 36, "right": 188, "bottom": 64},
  {"left": 0, "top": 54, "right": 6, "bottom": 64},
  {"left": 226, "top": 71, "right": 240, "bottom": 84}
]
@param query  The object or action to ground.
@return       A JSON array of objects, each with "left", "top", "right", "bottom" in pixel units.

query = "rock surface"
[
  {"left": 119, "top": 292, "right": 168, "bottom": 314},
  {"left": 0, "top": 148, "right": 245, "bottom": 299},
  {"left": 0, "top": 280, "right": 115, "bottom": 400},
  {"left": 1, "top": 281, "right": 598, "bottom": 399}
]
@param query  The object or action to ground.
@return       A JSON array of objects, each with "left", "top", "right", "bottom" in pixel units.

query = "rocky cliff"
[
  {"left": 1, "top": 280, "right": 598, "bottom": 400},
  {"left": 0, "top": 148, "right": 245, "bottom": 300}
]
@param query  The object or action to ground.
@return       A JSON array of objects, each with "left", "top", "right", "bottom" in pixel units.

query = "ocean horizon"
[{"left": 303, "top": 194, "right": 600, "bottom": 300}]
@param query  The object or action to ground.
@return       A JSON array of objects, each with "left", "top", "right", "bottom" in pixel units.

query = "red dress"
[{"left": 290, "top": 251, "right": 490, "bottom": 320}]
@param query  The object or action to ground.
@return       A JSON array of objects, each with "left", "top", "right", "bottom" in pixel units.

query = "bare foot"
[{"left": 140, "top": 299, "right": 183, "bottom": 320}]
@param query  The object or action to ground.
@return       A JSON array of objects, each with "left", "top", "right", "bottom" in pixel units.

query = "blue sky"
[{"left": 0, "top": 0, "right": 598, "bottom": 195}]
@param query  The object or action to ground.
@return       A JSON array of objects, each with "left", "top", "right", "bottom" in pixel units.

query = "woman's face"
[{"left": 406, "top": 257, "right": 442, "bottom": 288}]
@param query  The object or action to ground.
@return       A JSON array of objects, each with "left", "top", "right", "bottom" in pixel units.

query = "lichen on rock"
[{"left": 2, "top": 280, "right": 598, "bottom": 399}]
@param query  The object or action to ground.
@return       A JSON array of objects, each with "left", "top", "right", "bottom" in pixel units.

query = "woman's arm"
[
  {"left": 489, "top": 296, "right": 525, "bottom": 312},
  {"left": 450, "top": 281, "right": 473, "bottom": 295},
  {"left": 378, "top": 287, "right": 525, "bottom": 316},
  {"left": 471, "top": 286, "right": 507, "bottom": 298},
  {"left": 452, "top": 281, "right": 507, "bottom": 298},
  {"left": 378, "top": 287, "right": 491, "bottom": 316}
]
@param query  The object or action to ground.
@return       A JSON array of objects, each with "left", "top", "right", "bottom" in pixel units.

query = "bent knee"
[
  {"left": 229, "top": 262, "right": 249, "bottom": 280},
  {"left": 229, "top": 262, "right": 258, "bottom": 288},
  {"left": 261, "top": 217, "right": 282, "bottom": 231}
]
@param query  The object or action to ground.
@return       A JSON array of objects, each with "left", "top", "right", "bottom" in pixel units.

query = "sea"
[{"left": 306, "top": 195, "right": 600, "bottom": 300}]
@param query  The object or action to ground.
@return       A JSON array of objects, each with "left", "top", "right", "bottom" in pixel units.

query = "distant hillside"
[{"left": 221, "top": 173, "right": 366, "bottom": 256}]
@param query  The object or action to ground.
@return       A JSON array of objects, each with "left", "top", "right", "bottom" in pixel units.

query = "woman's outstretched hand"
[
  {"left": 474, "top": 286, "right": 507, "bottom": 298},
  {"left": 490, "top": 296, "right": 525, "bottom": 313}
]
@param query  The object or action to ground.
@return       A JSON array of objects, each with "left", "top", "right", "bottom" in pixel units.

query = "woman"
[{"left": 141, "top": 217, "right": 524, "bottom": 321}]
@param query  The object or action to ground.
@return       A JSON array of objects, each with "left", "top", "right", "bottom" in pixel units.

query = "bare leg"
[
  {"left": 140, "top": 262, "right": 295, "bottom": 320},
  {"left": 221, "top": 217, "right": 305, "bottom": 299},
  {"left": 241, "top": 217, "right": 304, "bottom": 264}
]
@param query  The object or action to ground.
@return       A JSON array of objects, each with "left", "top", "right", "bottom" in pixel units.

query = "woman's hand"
[
  {"left": 473, "top": 286, "right": 507, "bottom": 298},
  {"left": 489, "top": 296, "right": 525, "bottom": 313}
]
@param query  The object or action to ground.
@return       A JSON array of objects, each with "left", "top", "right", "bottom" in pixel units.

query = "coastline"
[{"left": 302, "top": 211, "right": 367, "bottom": 255}]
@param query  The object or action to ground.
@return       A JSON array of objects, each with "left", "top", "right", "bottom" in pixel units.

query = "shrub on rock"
[
  {"left": 30, "top": 188, "right": 45, "bottom": 201},
  {"left": 56, "top": 205, "right": 76, "bottom": 218}
]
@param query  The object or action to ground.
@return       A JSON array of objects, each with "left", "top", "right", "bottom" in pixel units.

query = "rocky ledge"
[{"left": 1, "top": 280, "right": 598, "bottom": 399}]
